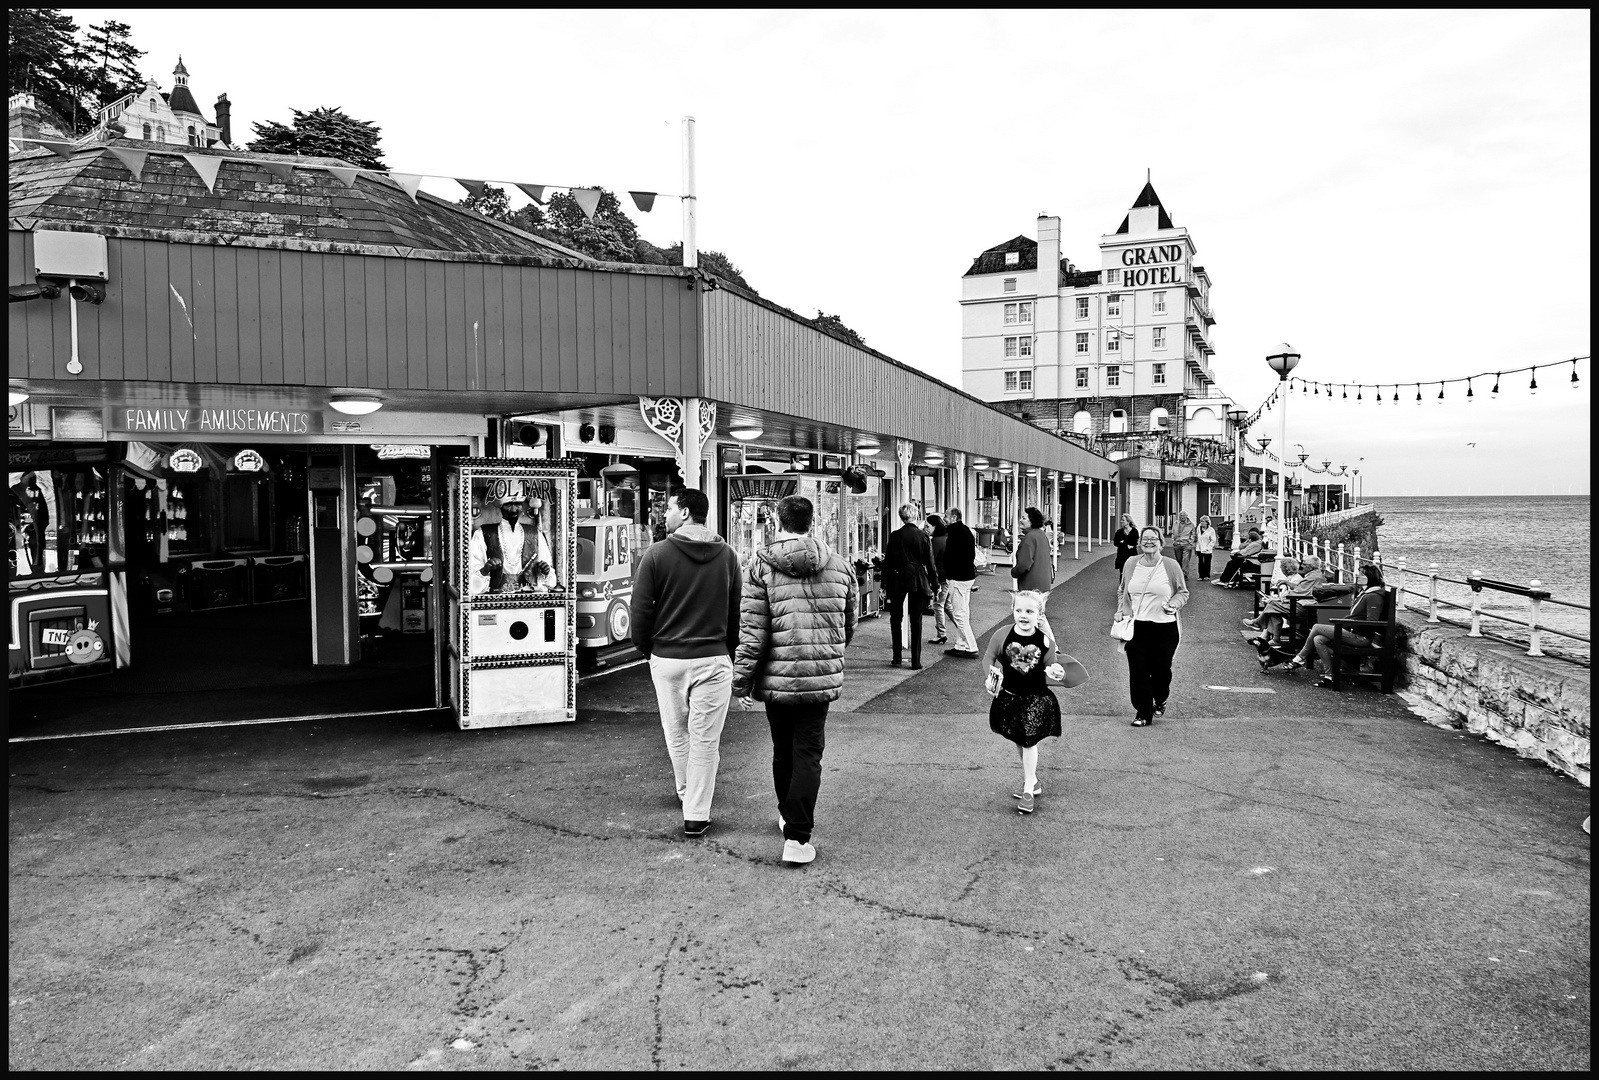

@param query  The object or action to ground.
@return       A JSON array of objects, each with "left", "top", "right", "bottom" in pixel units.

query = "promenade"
[{"left": 9, "top": 546, "right": 1590, "bottom": 1070}]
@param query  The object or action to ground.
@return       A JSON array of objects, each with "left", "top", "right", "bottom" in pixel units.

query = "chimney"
[
  {"left": 1032, "top": 215, "right": 1063, "bottom": 400},
  {"left": 214, "top": 93, "right": 231, "bottom": 146}
]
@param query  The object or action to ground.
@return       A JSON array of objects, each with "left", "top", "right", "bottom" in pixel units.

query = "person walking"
[
  {"left": 732, "top": 494, "right": 857, "bottom": 866},
  {"left": 941, "top": 506, "right": 980, "bottom": 658},
  {"left": 882, "top": 503, "right": 938, "bottom": 669},
  {"left": 629, "top": 488, "right": 743, "bottom": 839},
  {"left": 1171, "top": 511, "right": 1197, "bottom": 579},
  {"left": 982, "top": 590, "right": 1087, "bottom": 815},
  {"left": 1195, "top": 515, "right": 1219, "bottom": 581},
  {"left": 925, "top": 514, "right": 950, "bottom": 645},
  {"left": 1010, "top": 507, "right": 1055, "bottom": 592},
  {"left": 1115, "top": 526, "right": 1190, "bottom": 727},
  {"left": 1112, "top": 514, "right": 1141, "bottom": 583}
]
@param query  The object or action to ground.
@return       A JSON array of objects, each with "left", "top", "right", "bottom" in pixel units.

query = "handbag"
[
  {"left": 1109, "top": 614, "right": 1134, "bottom": 641},
  {"left": 973, "top": 547, "right": 989, "bottom": 572}
]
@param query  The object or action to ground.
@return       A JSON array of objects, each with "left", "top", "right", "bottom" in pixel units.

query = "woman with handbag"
[{"left": 1114, "top": 526, "right": 1190, "bottom": 726}]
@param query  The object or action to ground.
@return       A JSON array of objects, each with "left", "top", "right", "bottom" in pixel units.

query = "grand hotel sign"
[{"left": 1118, "top": 244, "right": 1188, "bottom": 287}]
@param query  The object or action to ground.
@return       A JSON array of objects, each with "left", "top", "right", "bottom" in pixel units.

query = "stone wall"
[{"left": 1396, "top": 611, "right": 1591, "bottom": 786}]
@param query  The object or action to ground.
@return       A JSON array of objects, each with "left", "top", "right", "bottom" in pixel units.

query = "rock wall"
[
  {"left": 1300, "top": 506, "right": 1381, "bottom": 570},
  {"left": 1397, "top": 611, "right": 1591, "bottom": 786}
]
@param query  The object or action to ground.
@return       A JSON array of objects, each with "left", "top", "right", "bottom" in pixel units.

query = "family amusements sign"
[{"left": 108, "top": 407, "right": 321, "bottom": 435}]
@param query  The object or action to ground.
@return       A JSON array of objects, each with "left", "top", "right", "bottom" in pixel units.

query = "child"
[{"left": 982, "top": 590, "right": 1088, "bottom": 814}]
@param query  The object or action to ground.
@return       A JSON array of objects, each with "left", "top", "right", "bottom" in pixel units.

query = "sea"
[{"left": 1367, "top": 494, "right": 1590, "bottom": 661}]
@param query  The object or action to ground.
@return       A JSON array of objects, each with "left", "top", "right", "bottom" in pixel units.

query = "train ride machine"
[{"left": 446, "top": 459, "right": 579, "bottom": 729}]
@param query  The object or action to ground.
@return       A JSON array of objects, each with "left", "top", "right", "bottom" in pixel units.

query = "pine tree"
[
  {"left": 81, "top": 20, "right": 144, "bottom": 110},
  {"left": 247, "top": 107, "right": 387, "bottom": 170},
  {"left": 7, "top": 7, "right": 90, "bottom": 134}
]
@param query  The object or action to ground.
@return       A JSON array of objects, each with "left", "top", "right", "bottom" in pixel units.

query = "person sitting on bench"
[
  {"left": 1244, "top": 555, "right": 1328, "bottom": 645},
  {"left": 1215, "top": 529, "right": 1265, "bottom": 588},
  {"left": 1263, "top": 564, "right": 1388, "bottom": 686}
]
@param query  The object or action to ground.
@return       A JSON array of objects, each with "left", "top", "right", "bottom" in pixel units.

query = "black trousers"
[
  {"left": 1218, "top": 555, "right": 1260, "bottom": 584},
  {"left": 1125, "top": 619, "right": 1180, "bottom": 720},
  {"left": 1197, "top": 552, "right": 1212, "bottom": 579},
  {"left": 767, "top": 700, "right": 829, "bottom": 844},
  {"left": 884, "top": 590, "right": 927, "bottom": 664}
]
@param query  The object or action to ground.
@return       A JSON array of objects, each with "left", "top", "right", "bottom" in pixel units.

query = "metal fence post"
[
  {"left": 1467, "top": 571, "right": 1483, "bottom": 637},
  {"left": 1527, "top": 580, "right": 1545, "bottom": 657},
  {"left": 1335, "top": 542, "right": 1346, "bottom": 583},
  {"left": 1351, "top": 544, "right": 1361, "bottom": 581},
  {"left": 1427, "top": 563, "right": 1440, "bottom": 623},
  {"left": 1394, "top": 556, "right": 1407, "bottom": 611}
]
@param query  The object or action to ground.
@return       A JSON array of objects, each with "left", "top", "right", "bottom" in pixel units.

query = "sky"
[{"left": 61, "top": 9, "right": 1591, "bottom": 496}]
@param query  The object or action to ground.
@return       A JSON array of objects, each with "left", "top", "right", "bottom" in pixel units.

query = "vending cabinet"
[{"left": 446, "top": 459, "right": 579, "bottom": 728}]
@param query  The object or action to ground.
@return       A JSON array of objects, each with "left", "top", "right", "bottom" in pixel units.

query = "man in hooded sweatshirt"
[
  {"left": 732, "top": 494, "right": 857, "bottom": 866},
  {"left": 630, "top": 488, "right": 742, "bottom": 839}
]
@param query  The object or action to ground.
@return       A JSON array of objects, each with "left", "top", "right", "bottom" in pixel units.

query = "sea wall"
[
  {"left": 1395, "top": 611, "right": 1591, "bottom": 786},
  {"left": 1299, "top": 506, "right": 1381, "bottom": 569}
]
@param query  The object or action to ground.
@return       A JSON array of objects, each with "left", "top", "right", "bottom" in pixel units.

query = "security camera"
[{"left": 68, "top": 282, "right": 106, "bottom": 304}]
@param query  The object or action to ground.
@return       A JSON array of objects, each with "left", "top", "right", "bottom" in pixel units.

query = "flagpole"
[{"left": 682, "top": 116, "right": 697, "bottom": 269}]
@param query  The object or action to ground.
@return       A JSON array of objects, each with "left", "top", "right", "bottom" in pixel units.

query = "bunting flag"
[
  {"left": 326, "top": 166, "right": 362, "bottom": 187},
  {"left": 628, "top": 191, "right": 657, "bottom": 213},
  {"left": 391, "top": 172, "right": 424, "bottom": 203},
  {"left": 572, "top": 187, "right": 603, "bottom": 220},
  {"left": 108, "top": 146, "right": 149, "bottom": 181},
  {"left": 261, "top": 160, "right": 296, "bottom": 183},
  {"left": 515, "top": 183, "right": 547, "bottom": 204},
  {"left": 183, "top": 153, "right": 223, "bottom": 193},
  {"left": 36, "top": 139, "right": 77, "bottom": 158},
  {"left": 456, "top": 178, "right": 488, "bottom": 198}
]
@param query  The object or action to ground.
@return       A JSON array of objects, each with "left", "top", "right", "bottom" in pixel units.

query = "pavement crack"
[
  {"left": 650, "top": 927, "right": 679, "bottom": 1070},
  {"left": 814, "top": 877, "right": 1043, "bottom": 940}
]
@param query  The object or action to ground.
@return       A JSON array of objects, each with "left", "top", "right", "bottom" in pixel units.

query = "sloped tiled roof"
[
  {"left": 167, "top": 83, "right": 203, "bottom": 118},
  {"left": 1115, "top": 181, "right": 1174, "bottom": 233},
  {"left": 963, "top": 235, "right": 1037, "bottom": 276},
  {"left": 8, "top": 140, "right": 589, "bottom": 262}
]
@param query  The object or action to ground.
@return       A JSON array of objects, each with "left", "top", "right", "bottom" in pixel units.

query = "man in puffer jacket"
[{"left": 732, "top": 494, "right": 857, "bottom": 867}]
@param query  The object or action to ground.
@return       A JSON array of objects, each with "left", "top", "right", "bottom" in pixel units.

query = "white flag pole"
[{"left": 682, "top": 116, "right": 697, "bottom": 269}]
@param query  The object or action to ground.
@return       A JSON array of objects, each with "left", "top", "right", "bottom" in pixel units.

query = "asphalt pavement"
[{"left": 8, "top": 546, "right": 1590, "bottom": 1069}]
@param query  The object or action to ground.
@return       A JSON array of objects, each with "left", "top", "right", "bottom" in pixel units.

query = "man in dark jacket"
[
  {"left": 881, "top": 503, "right": 938, "bottom": 669},
  {"left": 941, "top": 506, "right": 979, "bottom": 657},
  {"left": 630, "top": 488, "right": 742, "bottom": 839},
  {"left": 732, "top": 494, "right": 856, "bottom": 866}
]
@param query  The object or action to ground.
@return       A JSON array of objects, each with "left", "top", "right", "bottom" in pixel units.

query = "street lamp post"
[
  {"left": 1227, "top": 407, "right": 1247, "bottom": 551},
  {"left": 1255, "top": 435, "right": 1271, "bottom": 550},
  {"left": 1264, "top": 344, "right": 1302, "bottom": 556}
]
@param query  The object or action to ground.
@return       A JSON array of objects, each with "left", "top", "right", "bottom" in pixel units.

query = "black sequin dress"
[{"left": 987, "top": 627, "right": 1062, "bottom": 748}]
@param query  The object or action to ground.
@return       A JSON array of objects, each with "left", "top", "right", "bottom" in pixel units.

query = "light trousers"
[
  {"left": 945, "top": 578, "right": 977, "bottom": 652},
  {"left": 648, "top": 653, "right": 733, "bottom": 821}
]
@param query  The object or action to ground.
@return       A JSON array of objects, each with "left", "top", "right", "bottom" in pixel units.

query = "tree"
[
  {"left": 81, "top": 20, "right": 144, "bottom": 110},
  {"left": 247, "top": 106, "right": 387, "bottom": 170},
  {"left": 453, "top": 186, "right": 546, "bottom": 233},
  {"left": 649, "top": 242, "right": 756, "bottom": 293},
  {"left": 538, "top": 187, "right": 642, "bottom": 262},
  {"left": 812, "top": 312, "right": 867, "bottom": 349},
  {"left": 7, "top": 7, "right": 91, "bottom": 134}
]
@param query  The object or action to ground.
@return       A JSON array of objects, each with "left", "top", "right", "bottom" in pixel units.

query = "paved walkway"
[{"left": 8, "top": 549, "right": 1590, "bottom": 1069}]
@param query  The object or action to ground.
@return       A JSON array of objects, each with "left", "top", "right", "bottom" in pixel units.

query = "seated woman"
[
  {"left": 1245, "top": 555, "right": 1327, "bottom": 645},
  {"left": 1215, "top": 529, "right": 1265, "bottom": 587},
  {"left": 1262, "top": 564, "right": 1388, "bottom": 687}
]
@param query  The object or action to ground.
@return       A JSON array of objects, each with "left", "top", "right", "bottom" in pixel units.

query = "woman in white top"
[
  {"left": 1115, "top": 526, "right": 1190, "bottom": 726},
  {"left": 1195, "top": 516, "right": 1219, "bottom": 581}
]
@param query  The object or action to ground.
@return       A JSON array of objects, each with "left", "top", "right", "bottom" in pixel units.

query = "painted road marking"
[{"left": 1204, "top": 685, "right": 1278, "bottom": 693}]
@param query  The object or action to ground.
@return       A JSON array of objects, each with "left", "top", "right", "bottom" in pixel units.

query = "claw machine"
[
  {"left": 724, "top": 470, "right": 882, "bottom": 616},
  {"left": 445, "top": 459, "right": 580, "bottom": 728}
]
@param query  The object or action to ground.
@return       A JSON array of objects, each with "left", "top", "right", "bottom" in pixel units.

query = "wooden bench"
[{"left": 1330, "top": 586, "right": 1398, "bottom": 693}]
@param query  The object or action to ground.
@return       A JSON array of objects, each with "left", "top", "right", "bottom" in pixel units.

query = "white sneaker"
[
  {"left": 778, "top": 812, "right": 786, "bottom": 835},
  {"left": 781, "top": 839, "right": 816, "bottom": 865}
]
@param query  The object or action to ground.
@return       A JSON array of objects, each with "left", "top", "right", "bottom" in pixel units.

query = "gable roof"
[
  {"left": 8, "top": 140, "right": 590, "bottom": 262},
  {"left": 1115, "top": 181, "right": 1174, "bottom": 233}
]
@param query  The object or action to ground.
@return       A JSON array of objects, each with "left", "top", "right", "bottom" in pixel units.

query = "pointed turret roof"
[
  {"left": 174, "top": 56, "right": 189, "bottom": 78},
  {"left": 167, "top": 56, "right": 203, "bottom": 118},
  {"left": 1115, "top": 181, "right": 1173, "bottom": 233}
]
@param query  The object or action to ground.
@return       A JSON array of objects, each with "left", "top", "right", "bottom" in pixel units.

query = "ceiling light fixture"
[
  {"left": 8, "top": 384, "right": 29, "bottom": 407},
  {"left": 855, "top": 440, "right": 881, "bottom": 456},
  {"left": 729, "top": 424, "right": 764, "bottom": 441},
  {"left": 329, "top": 393, "right": 383, "bottom": 415}
]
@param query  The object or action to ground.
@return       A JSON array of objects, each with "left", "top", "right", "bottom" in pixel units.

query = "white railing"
[
  {"left": 1276, "top": 532, "right": 1589, "bottom": 663},
  {"left": 1299, "top": 504, "right": 1371, "bottom": 530}
]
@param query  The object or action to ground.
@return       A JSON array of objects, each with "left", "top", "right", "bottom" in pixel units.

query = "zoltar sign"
[{"left": 1118, "top": 243, "right": 1188, "bottom": 287}]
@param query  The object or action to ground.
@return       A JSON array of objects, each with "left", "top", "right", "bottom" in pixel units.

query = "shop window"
[{"left": 9, "top": 464, "right": 116, "bottom": 577}]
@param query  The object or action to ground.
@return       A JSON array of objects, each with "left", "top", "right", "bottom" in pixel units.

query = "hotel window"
[
  {"left": 1153, "top": 362, "right": 1167, "bottom": 385},
  {"left": 1005, "top": 251, "right": 1020, "bottom": 266},
  {"left": 1075, "top": 332, "right": 1089, "bottom": 354},
  {"left": 1004, "top": 337, "right": 1018, "bottom": 359},
  {"left": 1107, "top": 293, "right": 1121, "bottom": 317},
  {"left": 1003, "top": 277, "right": 1017, "bottom": 293},
  {"left": 1018, "top": 301, "right": 1032, "bottom": 323},
  {"left": 1105, "top": 269, "right": 1119, "bottom": 286},
  {"left": 1019, "top": 336, "right": 1032, "bottom": 358},
  {"left": 1106, "top": 366, "right": 1121, "bottom": 387},
  {"left": 1152, "top": 326, "right": 1166, "bottom": 349},
  {"left": 1076, "top": 297, "right": 1089, "bottom": 319},
  {"left": 1105, "top": 333, "right": 1119, "bottom": 352},
  {"left": 1075, "top": 367, "right": 1089, "bottom": 389},
  {"left": 1019, "top": 370, "right": 1033, "bottom": 391},
  {"left": 1005, "top": 371, "right": 1019, "bottom": 392},
  {"left": 1153, "top": 290, "right": 1167, "bottom": 314},
  {"left": 1004, "top": 303, "right": 1018, "bottom": 325}
]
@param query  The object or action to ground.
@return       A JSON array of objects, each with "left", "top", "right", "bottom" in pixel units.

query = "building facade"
[{"left": 962, "top": 183, "right": 1241, "bottom": 531}]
